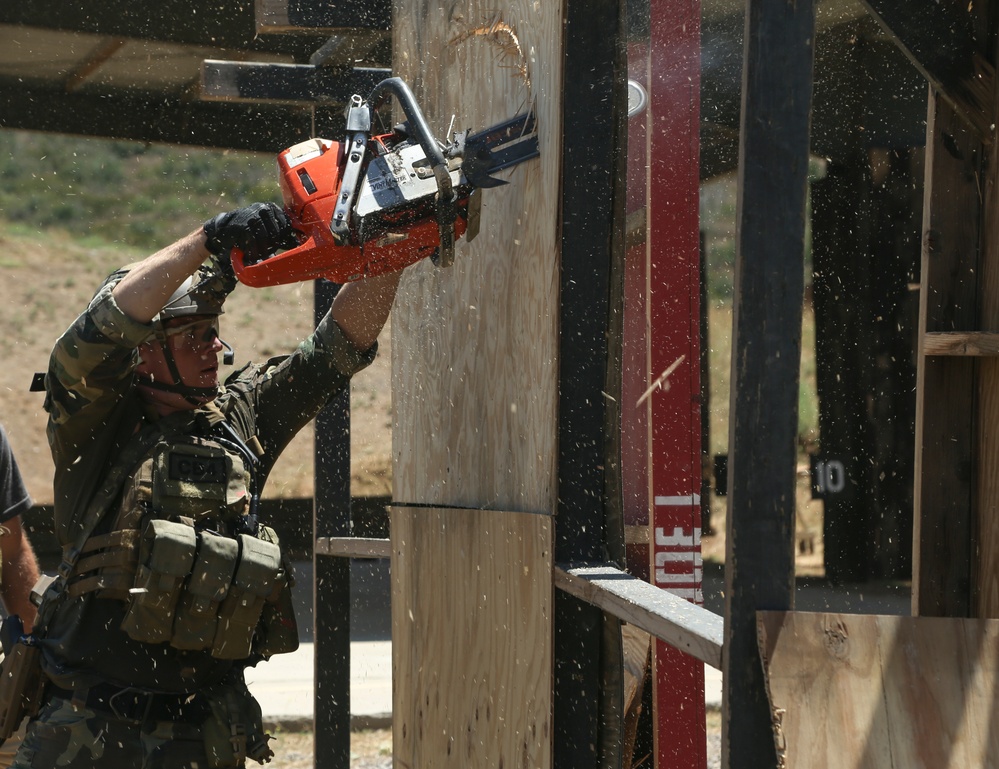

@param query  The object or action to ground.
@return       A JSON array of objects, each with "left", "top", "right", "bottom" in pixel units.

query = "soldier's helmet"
[{"left": 156, "top": 274, "right": 226, "bottom": 324}]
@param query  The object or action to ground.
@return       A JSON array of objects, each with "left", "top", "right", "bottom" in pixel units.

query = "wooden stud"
[
  {"left": 723, "top": 0, "right": 816, "bottom": 765},
  {"left": 313, "top": 281, "right": 351, "bottom": 768},
  {"left": 63, "top": 38, "right": 127, "bottom": 93},
  {"left": 912, "top": 92, "right": 980, "bottom": 618}
]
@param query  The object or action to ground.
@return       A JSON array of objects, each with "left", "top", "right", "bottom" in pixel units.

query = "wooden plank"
[
  {"left": 0, "top": 1, "right": 330, "bottom": 53},
  {"left": 620, "top": 625, "right": 650, "bottom": 769},
  {"left": 254, "top": 0, "right": 390, "bottom": 32},
  {"left": 923, "top": 332, "right": 999, "bottom": 356},
  {"left": 64, "top": 38, "right": 126, "bottom": 93},
  {"left": 555, "top": 564, "right": 724, "bottom": 669},
  {"left": 391, "top": 506, "right": 552, "bottom": 769},
  {"left": 313, "top": 282, "right": 351, "bottom": 768},
  {"left": 315, "top": 537, "right": 390, "bottom": 559},
  {"left": 0, "top": 81, "right": 334, "bottom": 152},
  {"left": 974, "top": 27, "right": 999, "bottom": 616},
  {"left": 913, "top": 92, "right": 979, "bottom": 617},
  {"left": 758, "top": 611, "right": 999, "bottom": 768},
  {"left": 390, "top": 3, "right": 563, "bottom": 768},
  {"left": 554, "top": 0, "right": 627, "bottom": 766},
  {"left": 391, "top": 7, "right": 560, "bottom": 515},
  {"left": 200, "top": 60, "right": 388, "bottom": 105},
  {"left": 724, "top": 0, "right": 815, "bottom": 765},
  {"left": 861, "top": 0, "right": 993, "bottom": 139}
]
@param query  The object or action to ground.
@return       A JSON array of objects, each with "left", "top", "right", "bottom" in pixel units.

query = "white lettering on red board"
[{"left": 653, "top": 497, "right": 703, "bottom": 604}]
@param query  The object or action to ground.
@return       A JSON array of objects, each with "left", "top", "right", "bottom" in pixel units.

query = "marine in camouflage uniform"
[{"left": 13, "top": 203, "right": 403, "bottom": 768}]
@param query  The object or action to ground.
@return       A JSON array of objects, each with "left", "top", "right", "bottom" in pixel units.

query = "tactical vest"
[{"left": 66, "top": 424, "right": 298, "bottom": 661}]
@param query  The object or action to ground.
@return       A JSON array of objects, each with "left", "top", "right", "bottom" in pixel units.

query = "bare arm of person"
[
  {"left": 0, "top": 518, "right": 40, "bottom": 631},
  {"left": 331, "top": 269, "right": 404, "bottom": 352},
  {"left": 112, "top": 228, "right": 210, "bottom": 323}
]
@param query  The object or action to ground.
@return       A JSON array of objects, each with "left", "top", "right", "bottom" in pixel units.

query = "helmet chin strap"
[{"left": 138, "top": 337, "right": 230, "bottom": 406}]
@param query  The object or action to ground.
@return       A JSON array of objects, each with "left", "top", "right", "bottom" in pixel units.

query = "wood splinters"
[{"left": 450, "top": 15, "right": 531, "bottom": 91}]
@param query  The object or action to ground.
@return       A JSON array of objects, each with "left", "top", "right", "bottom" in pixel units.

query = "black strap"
[{"left": 48, "top": 683, "right": 209, "bottom": 724}]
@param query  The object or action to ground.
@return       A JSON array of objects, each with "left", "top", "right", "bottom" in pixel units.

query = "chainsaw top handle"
[
  {"left": 368, "top": 78, "right": 448, "bottom": 179},
  {"left": 368, "top": 77, "right": 457, "bottom": 267}
]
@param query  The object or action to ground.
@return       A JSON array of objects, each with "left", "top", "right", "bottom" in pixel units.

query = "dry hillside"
[{"left": 0, "top": 225, "right": 393, "bottom": 505}]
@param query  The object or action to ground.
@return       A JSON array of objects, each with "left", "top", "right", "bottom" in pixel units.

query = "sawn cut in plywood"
[
  {"left": 391, "top": 506, "right": 553, "bottom": 769},
  {"left": 758, "top": 611, "right": 999, "bottom": 769}
]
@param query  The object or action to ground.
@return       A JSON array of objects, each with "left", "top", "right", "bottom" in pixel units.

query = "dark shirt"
[{"left": 0, "top": 423, "right": 32, "bottom": 524}]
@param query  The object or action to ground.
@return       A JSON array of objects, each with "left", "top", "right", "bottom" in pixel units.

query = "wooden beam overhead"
[
  {"left": 861, "top": 0, "right": 994, "bottom": 140},
  {"left": 63, "top": 37, "right": 126, "bottom": 93},
  {"left": 256, "top": 0, "right": 390, "bottom": 33},
  {"left": 0, "top": 1, "right": 335, "bottom": 58},
  {"left": 201, "top": 60, "right": 390, "bottom": 105},
  {"left": 0, "top": 80, "right": 343, "bottom": 152}
]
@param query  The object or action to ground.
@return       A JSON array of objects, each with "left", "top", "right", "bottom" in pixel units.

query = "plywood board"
[
  {"left": 391, "top": 0, "right": 563, "bottom": 513},
  {"left": 389, "top": 3, "right": 562, "bottom": 767},
  {"left": 758, "top": 611, "right": 999, "bottom": 769},
  {"left": 391, "top": 506, "right": 552, "bottom": 769}
]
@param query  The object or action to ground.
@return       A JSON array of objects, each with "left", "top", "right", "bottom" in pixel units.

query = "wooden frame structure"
[
  {"left": 314, "top": 0, "right": 810, "bottom": 764},
  {"left": 15, "top": 0, "right": 999, "bottom": 766},
  {"left": 297, "top": 0, "right": 818, "bottom": 767}
]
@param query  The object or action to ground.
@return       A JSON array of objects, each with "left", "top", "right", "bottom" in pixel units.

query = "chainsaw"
[{"left": 231, "top": 77, "right": 539, "bottom": 287}]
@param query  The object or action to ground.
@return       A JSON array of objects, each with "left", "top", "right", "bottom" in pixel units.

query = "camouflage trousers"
[{"left": 10, "top": 695, "right": 210, "bottom": 768}]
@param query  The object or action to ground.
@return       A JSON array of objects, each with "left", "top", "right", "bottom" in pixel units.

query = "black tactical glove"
[{"left": 203, "top": 202, "right": 295, "bottom": 266}]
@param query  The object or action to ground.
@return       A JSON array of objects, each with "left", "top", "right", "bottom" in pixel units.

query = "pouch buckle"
[{"left": 107, "top": 687, "right": 155, "bottom": 724}]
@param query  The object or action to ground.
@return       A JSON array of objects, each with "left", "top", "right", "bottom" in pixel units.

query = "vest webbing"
[{"left": 35, "top": 409, "right": 203, "bottom": 636}]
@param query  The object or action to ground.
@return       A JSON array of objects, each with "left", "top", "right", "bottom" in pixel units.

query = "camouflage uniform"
[{"left": 14, "top": 270, "right": 375, "bottom": 768}]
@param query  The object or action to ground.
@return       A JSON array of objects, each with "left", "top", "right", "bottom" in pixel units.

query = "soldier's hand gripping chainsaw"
[{"left": 231, "top": 77, "right": 539, "bottom": 286}]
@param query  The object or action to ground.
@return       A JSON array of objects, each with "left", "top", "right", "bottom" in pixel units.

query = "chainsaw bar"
[{"left": 458, "top": 110, "right": 539, "bottom": 189}]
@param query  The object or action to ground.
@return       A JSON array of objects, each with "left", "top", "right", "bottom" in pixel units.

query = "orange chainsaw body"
[{"left": 232, "top": 134, "right": 469, "bottom": 287}]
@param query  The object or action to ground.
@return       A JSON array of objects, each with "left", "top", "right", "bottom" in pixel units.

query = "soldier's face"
[{"left": 139, "top": 315, "right": 224, "bottom": 390}]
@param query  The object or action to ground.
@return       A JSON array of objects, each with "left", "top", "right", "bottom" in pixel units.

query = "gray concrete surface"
[{"left": 249, "top": 559, "right": 912, "bottom": 725}]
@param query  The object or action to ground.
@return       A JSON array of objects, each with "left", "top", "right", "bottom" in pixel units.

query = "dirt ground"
[{"left": 268, "top": 719, "right": 723, "bottom": 768}]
